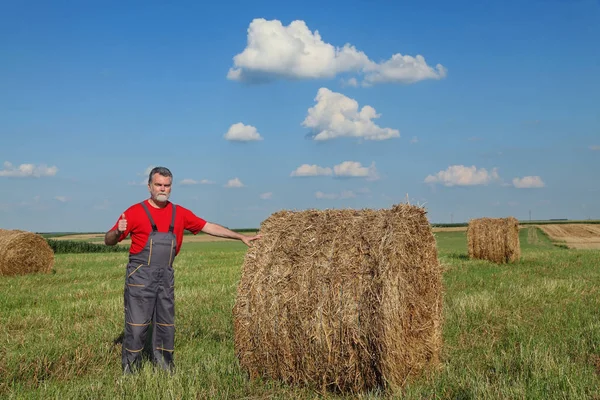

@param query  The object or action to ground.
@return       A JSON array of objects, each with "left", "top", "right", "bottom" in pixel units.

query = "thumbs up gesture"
[{"left": 117, "top": 213, "right": 127, "bottom": 233}]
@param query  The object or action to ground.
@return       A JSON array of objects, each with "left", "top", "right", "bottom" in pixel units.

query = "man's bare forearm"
[{"left": 201, "top": 222, "right": 246, "bottom": 240}]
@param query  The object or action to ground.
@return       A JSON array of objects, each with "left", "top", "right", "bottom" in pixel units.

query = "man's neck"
[{"left": 148, "top": 198, "right": 169, "bottom": 209}]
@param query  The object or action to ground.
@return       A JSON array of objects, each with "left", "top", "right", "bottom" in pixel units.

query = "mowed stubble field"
[{"left": 1, "top": 226, "right": 599, "bottom": 399}]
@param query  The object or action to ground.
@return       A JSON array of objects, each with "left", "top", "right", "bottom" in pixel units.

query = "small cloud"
[
  {"left": 259, "top": 192, "right": 273, "bottom": 200},
  {"left": 54, "top": 196, "right": 68, "bottom": 202},
  {"left": 468, "top": 136, "right": 481, "bottom": 142},
  {"left": 225, "top": 178, "right": 245, "bottom": 188},
  {"left": 200, "top": 179, "right": 215, "bottom": 184},
  {"left": 513, "top": 176, "right": 545, "bottom": 188},
  {"left": 333, "top": 161, "right": 379, "bottom": 181},
  {"left": 590, "top": 145, "right": 600, "bottom": 151},
  {"left": 410, "top": 136, "right": 418, "bottom": 144},
  {"left": 180, "top": 179, "right": 198, "bottom": 185},
  {"left": 302, "top": 88, "right": 400, "bottom": 141},
  {"left": 290, "top": 164, "right": 333, "bottom": 177},
  {"left": 0, "top": 161, "right": 58, "bottom": 178},
  {"left": 362, "top": 53, "right": 447, "bottom": 86},
  {"left": 424, "top": 165, "right": 499, "bottom": 187},
  {"left": 224, "top": 122, "right": 263, "bottom": 142}
]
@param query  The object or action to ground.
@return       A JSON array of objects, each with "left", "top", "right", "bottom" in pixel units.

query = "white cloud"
[
  {"left": 224, "top": 122, "right": 263, "bottom": 141},
  {"left": 512, "top": 176, "right": 545, "bottom": 189},
  {"left": 333, "top": 161, "right": 379, "bottom": 181},
  {"left": 259, "top": 192, "right": 273, "bottom": 200},
  {"left": 180, "top": 179, "right": 198, "bottom": 185},
  {"left": 424, "top": 165, "right": 500, "bottom": 186},
  {"left": 362, "top": 54, "right": 447, "bottom": 86},
  {"left": 302, "top": 88, "right": 400, "bottom": 141},
  {"left": 54, "top": 196, "right": 68, "bottom": 202},
  {"left": 225, "top": 178, "right": 245, "bottom": 188},
  {"left": 200, "top": 179, "right": 215, "bottom": 184},
  {"left": 290, "top": 164, "right": 333, "bottom": 177},
  {"left": 590, "top": 145, "right": 600, "bottom": 151},
  {"left": 227, "top": 19, "right": 446, "bottom": 86},
  {"left": 292, "top": 161, "right": 378, "bottom": 180},
  {"left": 0, "top": 161, "right": 58, "bottom": 178}
]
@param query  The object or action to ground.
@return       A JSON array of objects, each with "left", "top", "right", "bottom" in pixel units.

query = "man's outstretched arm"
[{"left": 201, "top": 222, "right": 261, "bottom": 246}]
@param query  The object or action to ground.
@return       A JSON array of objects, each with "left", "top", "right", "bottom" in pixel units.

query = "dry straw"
[
  {"left": 467, "top": 217, "right": 521, "bottom": 263},
  {"left": 233, "top": 204, "right": 443, "bottom": 394},
  {"left": 0, "top": 229, "right": 54, "bottom": 276}
]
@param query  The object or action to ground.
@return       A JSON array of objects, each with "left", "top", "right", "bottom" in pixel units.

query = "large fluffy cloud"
[
  {"left": 425, "top": 165, "right": 499, "bottom": 186},
  {"left": 302, "top": 88, "right": 399, "bottom": 141},
  {"left": 513, "top": 176, "right": 545, "bottom": 188},
  {"left": 0, "top": 161, "right": 58, "bottom": 178},
  {"left": 228, "top": 18, "right": 446, "bottom": 86},
  {"left": 224, "top": 122, "right": 263, "bottom": 141}
]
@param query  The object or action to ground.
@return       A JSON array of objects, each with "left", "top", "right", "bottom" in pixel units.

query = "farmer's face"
[{"left": 149, "top": 174, "right": 172, "bottom": 203}]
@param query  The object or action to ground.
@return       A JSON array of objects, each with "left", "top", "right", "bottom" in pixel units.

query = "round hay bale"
[
  {"left": 0, "top": 229, "right": 54, "bottom": 276},
  {"left": 467, "top": 217, "right": 521, "bottom": 263},
  {"left": 233, "top": 204, "right": 443, "bottom": 394}
]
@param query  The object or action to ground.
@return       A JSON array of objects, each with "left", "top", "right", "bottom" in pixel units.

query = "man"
[{"left": 105, "top": 166, "right": 261, "bottom": 374}]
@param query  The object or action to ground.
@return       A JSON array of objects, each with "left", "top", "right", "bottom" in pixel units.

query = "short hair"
[{"left": 148, "top": 166, "right": 173, "bottom": 185}]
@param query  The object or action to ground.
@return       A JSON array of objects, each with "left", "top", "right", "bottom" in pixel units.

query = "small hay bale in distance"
[
  {"left": 467, "top": 217, "right": 521, "bottom": 263},
  {"left": 233, "top": 204, "right": 443, "bottom": 394},
  {"left": 0, "top": 229, "right": 55, "bottom": 276}
]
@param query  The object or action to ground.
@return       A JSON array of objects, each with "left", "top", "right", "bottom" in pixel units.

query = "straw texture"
[{"left": 233, "top": 204, "right": 443, "bottom": 394}]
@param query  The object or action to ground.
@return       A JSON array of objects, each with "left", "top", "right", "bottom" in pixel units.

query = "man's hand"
[
  {"left": 117, "top": 213, "right": 127, "bottom": 234},
  {"left": 241, "top": 233, "right": 262, "bottom": 247},
  {"left": 105, "top": 213, "right": 127, "bottom": 246}
]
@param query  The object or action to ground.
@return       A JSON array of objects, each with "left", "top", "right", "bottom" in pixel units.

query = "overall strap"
[
  {"left": 169, "top": 204, "right": 176, "bottom": 233},
  {"left": 140, "top": 202, "right": 158, "bottom": 232}
]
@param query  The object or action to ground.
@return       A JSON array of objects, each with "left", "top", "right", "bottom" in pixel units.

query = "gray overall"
[{"left": 122, "top": 202, "right": 177, "bottom": 372}]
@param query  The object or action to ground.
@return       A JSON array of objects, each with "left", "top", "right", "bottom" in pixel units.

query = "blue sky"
[{"left": 1, "top": 0, "right": 599, "bottom": 232}]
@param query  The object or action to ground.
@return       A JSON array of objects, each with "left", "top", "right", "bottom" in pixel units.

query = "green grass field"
[{"left": 1, "top": 227, "right": 599, "bottom": 399}]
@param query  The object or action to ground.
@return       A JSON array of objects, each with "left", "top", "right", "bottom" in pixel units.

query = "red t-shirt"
[{"left": 110, "top": 200, "right": 207, "bottom": 255}]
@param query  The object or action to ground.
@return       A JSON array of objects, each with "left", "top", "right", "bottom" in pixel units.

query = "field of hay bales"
[{"left": 1, "top": 226, "right": 599, "bottom": 398}]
